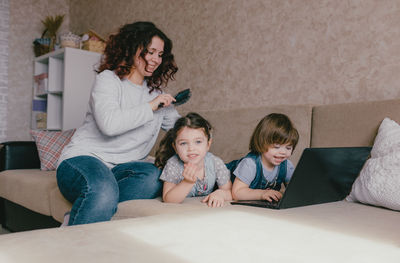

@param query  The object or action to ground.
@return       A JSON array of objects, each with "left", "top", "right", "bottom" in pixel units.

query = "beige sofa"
[
  {"left": 0, "top": 99, "right": 400, "bottom": 262},
  {"left": 0, "top": 103, "right": 312, "bottom": 226},
  {"left": 1, "top": 99, "right": 400, "bottom": 223}
]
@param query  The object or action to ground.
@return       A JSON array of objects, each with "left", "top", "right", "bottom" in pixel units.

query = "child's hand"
[
  {"left": 261, "top": 189, "right": 282, "bottom": 202},
  {"left": 202, "top": 191, "right": 225, "bottom": 207},
  {"left": 182, "top": 163, "right": 199, "bottom": 184}
]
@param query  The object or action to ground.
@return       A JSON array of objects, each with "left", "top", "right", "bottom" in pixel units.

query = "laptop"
[{"left": 230, "top": 147, "right": 372, "bottom": 209}]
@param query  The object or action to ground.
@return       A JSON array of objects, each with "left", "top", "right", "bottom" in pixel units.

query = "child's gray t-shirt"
[
  {"left": 160, "top": 152, "right": 230, "bottom": 197},
  {"left": 233, "top": 158, "right": 295, "bottom": 186}
]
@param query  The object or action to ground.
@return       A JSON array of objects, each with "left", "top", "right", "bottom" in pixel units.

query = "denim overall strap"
[
  {"left": 226, "top": 152, "right": 286, "bottom": 190},
  {"left": 248, "top": 153, "right": 268, "bottom": 190},
  {"left": 226, "top": 159, "right": 240, "bottom": 183},
  {"left": 273, "top": 160, "right": 287, "bottom": 191},
  {"left": 226, "top": 152, "right": 258, "bottom": 182},
  {"left": 249, "top": 155, "right": 287, "bottom": 191}
]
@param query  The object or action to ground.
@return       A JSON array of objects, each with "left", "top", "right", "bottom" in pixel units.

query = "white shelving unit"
[{"left": 33, "top": 47, "right": 101, "bottom": 130}]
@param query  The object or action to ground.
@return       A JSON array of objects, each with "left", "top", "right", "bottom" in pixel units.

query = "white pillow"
[
  {"left": 370, "top": 118, "right": 400, "bottom": 158},
  {"left": 346, "top": 118, "right": 400, "bottom": 210}
]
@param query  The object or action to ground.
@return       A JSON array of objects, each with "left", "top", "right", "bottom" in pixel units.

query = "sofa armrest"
[{"left": 0, "top": 141, "right": 40, "bottom": 171}]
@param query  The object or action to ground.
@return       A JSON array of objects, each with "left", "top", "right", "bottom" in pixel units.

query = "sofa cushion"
[
  {"left": 0, "top": 169, "right": 57, "bottom": 215},
  {"left": 346, "top": 118, "right": 400, "bottom": 210},
  {"left": 311, "top": 99, "right": 400, "bottom": 147},
  {"left": 49, "top": 187, "right": 72, "bottom": 223},
  {"left": 112, "top": 197, "right": 231, "bottom": 220},
  {"left": 49, "top": 191, "right": 229, "bottom": 223},
  {"left": 30, "top": 129, "right": 75, "bottom": 171},
  {"left": 370, "top": 118, "right": 400, "bottom": 158},
  {"left": 1, "top": 201, "right": 399, "bottom": 263}
]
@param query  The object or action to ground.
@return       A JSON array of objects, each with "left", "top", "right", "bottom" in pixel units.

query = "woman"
[{"left": 56, "top": 21, "right": 180, "bottom": 225}]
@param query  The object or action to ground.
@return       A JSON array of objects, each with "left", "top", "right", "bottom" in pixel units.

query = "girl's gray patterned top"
[{"left": 160, "top": 152, "right": 230, "bottom": 197}]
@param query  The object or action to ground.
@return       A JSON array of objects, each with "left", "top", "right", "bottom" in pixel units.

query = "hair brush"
[{"left": 158, "top": 89, "right": 191, "bottom": 108}]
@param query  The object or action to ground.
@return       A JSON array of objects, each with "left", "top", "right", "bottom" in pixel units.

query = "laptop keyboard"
[{"left": 230, "top": 200, "right": 280, "bottom": 209}]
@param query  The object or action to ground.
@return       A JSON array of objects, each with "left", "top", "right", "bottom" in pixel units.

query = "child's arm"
[
  {"left": 162, "top": 162, "right": 199, "bottom": 203},
  {"left": 232, "top": 178, "right": 282, "bottom": 201},
  {"left": 162, "top": 181, "right": 195, "bottom": 203},
  {"left": 202, "top": 180, "right": 232, "bottom": 207}
]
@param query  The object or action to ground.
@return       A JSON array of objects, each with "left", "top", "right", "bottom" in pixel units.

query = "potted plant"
[{"left": 41, "top": 14, "right": 65, "bottom": 51}]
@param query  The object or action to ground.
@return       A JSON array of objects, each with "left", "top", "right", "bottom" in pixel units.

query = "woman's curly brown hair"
[{"left": 98, "top": 21, "right": 178, "bottom": 93}]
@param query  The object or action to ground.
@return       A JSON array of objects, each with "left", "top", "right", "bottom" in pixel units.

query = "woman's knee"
[
  {"left": 57, "top": 156, "right": 118, "bottom": 204},
  {"left": 113, "top": 162, "right": 161, "bottom": 181},
  {"left": 90, "top": 179, "right": 119, "bottom": 207},
  {"left": 142, "top": 162, "right": 162, "bottom": 182},
  {"left": 114, "top": 162, "right": 163, "bottom": 200}
]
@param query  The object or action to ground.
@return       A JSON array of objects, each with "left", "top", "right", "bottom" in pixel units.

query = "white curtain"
[{"left": 0, "top": 0, "right": 9, "bottom": 142}]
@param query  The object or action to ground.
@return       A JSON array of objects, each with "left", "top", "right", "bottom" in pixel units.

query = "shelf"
[
  {"left": 48, "top": 57, "right": 64, "bottom": 93},
  {"left": 46, "top": 94, "right": 62, "bottom": 130},
  {"left": 31, "top": 47, "right": 101, "bottom": 131}
]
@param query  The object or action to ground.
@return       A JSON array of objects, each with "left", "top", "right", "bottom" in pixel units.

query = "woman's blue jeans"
[{"left": 56, "top": 155, "right": 162, "bottom": 226}]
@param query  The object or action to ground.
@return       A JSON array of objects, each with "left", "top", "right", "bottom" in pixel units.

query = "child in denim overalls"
[{"left": 228, "top": 113, "right": 299, "bottom": 202}]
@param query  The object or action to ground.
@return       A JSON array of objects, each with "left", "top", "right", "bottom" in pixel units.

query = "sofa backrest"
[
  {"left": 311, "top": 99, "right": 400, "bottom": 147},
  {"left": 195, "top": 105, "right": 313, "bottom": 165},
  {"left": 150, "top": 105, "right": 313, "bottom": 166}
]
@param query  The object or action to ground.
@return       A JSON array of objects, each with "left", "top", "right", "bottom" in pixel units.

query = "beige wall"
[
  {"left": 69, "top": 0, "right": 400, "bottom": 113},
  {"left": 6, "top": 0, "right": 400, "bottom": 140},
  {"left": 7, "top": 0, "right": 69, "bottom": 141}
]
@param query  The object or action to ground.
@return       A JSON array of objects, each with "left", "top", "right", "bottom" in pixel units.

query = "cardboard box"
[
  {"left": 34, "top": 73, "right": 48, "bottom": 95},
  {"left": 31, "top": 99, "right": 47, "bottom": 130}
]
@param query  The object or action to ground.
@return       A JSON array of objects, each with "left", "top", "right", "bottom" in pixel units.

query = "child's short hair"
[{"left": 249, "top": 113, "right": 299, "bottom": 154}]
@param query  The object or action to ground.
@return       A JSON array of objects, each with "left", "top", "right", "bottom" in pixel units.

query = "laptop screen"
[{"left": 279, "top": 147, "right": 371, "bottom": 209}]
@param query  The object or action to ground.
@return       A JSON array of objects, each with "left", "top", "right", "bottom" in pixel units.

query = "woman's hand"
[
  {"left": 149, "top": 94, "right": 176, "bottom": 111},
  {"left": 202, "top": 190, "right": 225, "bottom": 207},
  {"left": 261, "top": 189, "right": 282, "bottom": 202}
]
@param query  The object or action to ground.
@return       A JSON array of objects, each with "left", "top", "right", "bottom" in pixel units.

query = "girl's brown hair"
[
  {"left": 155, "top": 112, "right": 212, "bottom": 168},
  {"left": 97, "top": 21, "right": 178, "bottom": 93},
  {"left": 249, "top": 113, "right": 299, "bottom": 154}
]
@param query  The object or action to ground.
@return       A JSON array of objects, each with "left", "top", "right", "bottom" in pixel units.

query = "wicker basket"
[
  {"left": 60, "top": 32, "right": 81, "bottom": 49},
  {"left": 33, "top": 38, "right": 51, "bottom": 57},
  {"left": 82, "top": 40, "right": 106, "bottom": 53},
  {"left": 82, "top": 29, "right": 106, "bottom": 54},
  {"left": 35, "top": 112, "right": 47, "bottom": 130}
]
